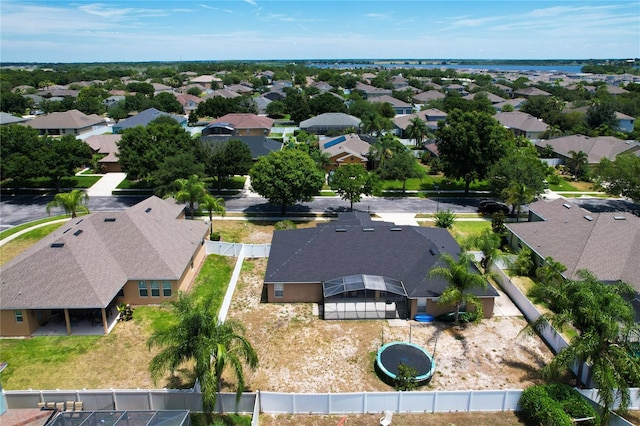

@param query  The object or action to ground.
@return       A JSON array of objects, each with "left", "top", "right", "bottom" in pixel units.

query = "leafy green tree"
[
  {"left": 153, "top": 92, "right": 184, "bottom": 114},
  {"left": 75, "top": 86, "right": 107, "bottom": 115},
  {"left": 488, "top": 146, "right": 548, "bottom": 200},
  {"left": 377, "top": 149, "right": 425, "bottom": 194},
  {"left": 511, "top": 247, "right": 535, "bottom": 277},
  {"left": 596, "top": 153, "right": 640, "bottom": 202},
  {"left": 436, "top": 110, "right": 511, "bottom": 193},
  {"left": 201, "top": 194, "right": 225, "bottom": 238},
  {"left": 118, "top": 117, "right": 200, "bottom": 181},
  {"left": 367, "top": 134, "right": 406, "bottom": 169},
  {"left": 329, "top": 164, "right": 379, "bottom": 211},
  {"left": 265, "top": 100, "right": 287, "bottom": 118},
  {"left": 586, "top": 102, "right": 617, "bottom": 131},
  {"left": 308, "top": 92, "right": 347, "bottom": 116},
  {"left": 151, "top": 152, "right": 205, "bottom": 197},
  {"left": 0, "top": 125, "right": 47, "bottom": 182},
  {"left": 405, "top": 116, "right": 429, "bottom": 147},
  {"left": 203, "top": 139, "right": 253, "bottom": 192},
  {"left": 428, "top": 252, "right": 488, "bottom": 325},
  {"left": 0, "top": 91, "right": 31, "bottom": 114},
  {"left": 283, "top": 92, "right": 311, "bottom": 123},
  {"left": 46, "top": 189, "right": 89, "bottom": 218},
  {"left": 43, "top": 134, "right": 93, "bottom": 191},
  {"left": 249, "top": 150, "right": 324, "bottom": 215},
  {"left": 526, "top": 271, "right": 640, "bottom": 425},
  {"left": 126, "top": 82, "right": 154, "bottom": 96},
  {"left": 174, "top": 174, "right": 206, "bottom": 219},
  {"left": 148, "top": 293, "right": 258, "bottom": 414}
]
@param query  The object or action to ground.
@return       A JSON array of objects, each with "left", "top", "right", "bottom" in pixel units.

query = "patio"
[{"left": 32, "top": 310, "right": 120, "bottom": 336}]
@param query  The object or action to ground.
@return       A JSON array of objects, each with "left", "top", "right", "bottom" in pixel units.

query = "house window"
[
  {"left": 138, "top": 281, "right": 148, "bottom": 297},
  {"left": 150, "top": 281, "right": 160, "bottom": 297},
  {"left": 274, "top": 283, "right": 284, "bottom": 298},
  {"left": 417, "top": 298, "right": 427, "bottom": 313},
  {"left": 162, "top": 281, "right": 172, "bottom": 297},
  {"left": 15, "top": 310, "right": 24, "bottom": 323}
]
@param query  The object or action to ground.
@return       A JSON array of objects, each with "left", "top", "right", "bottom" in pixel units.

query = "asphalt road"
[{"left": 1, "top": 192, "right": 638, "bottom": 230}]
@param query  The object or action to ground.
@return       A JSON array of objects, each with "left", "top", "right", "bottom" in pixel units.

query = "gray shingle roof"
[
  {"left": 0, "top": 196, "right": 208, "bottom": 310},
  {"left": 113, "top": 108, "right": 186, "bottom": 131},
  {"left": 300, "top": 113, "right": 362, "bottom": 129},
  {"left": 535, "top": 135, "right": 640, "bottom": 163},
  {"left": 265, "top": 213, "right": 497, "bottom": 299},
  {"left": 506, "top": 198, "right": 640, "bottom": 291},
  {"left": 24, "top": 109, "right": 105, "bottom": 130},
  {"left": 200, "top": 136, "right": 282, "bottom": 159}
]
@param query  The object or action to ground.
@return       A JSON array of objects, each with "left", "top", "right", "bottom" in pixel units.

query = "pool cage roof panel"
[
  {"left": 49, "top": 410, "right": 190, "bottom": 426},
  {"left": 323, "top": 274, "right": 407, "bottom": 298}
]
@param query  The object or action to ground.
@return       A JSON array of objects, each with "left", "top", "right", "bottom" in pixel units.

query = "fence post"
[
  {"left": 432, "top": 391, "right": 437, "bottom": 413},
  {"left": 363, "top": 392, "right": 367, "bottom": 414},
  {"left": 468, "top": 390, "right": 473, "bottom": 411},
  {"left": 397, "top": 391, "right": 402, "bottom": 412}
]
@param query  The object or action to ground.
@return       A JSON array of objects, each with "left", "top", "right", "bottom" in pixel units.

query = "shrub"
[
  {"left": 513, "top": 247, "right": 535, "bottom": 277},
  {"left": 394, "top": 363, "right": 418, "bottom": 391},
  {"left": 519, "top": 384, "right": 599, "bottom": 426},
  {"left": 274, "top": 220, "right": 297, "bottom": 230},
  {"left": 433, "top": 209, "right": 456, "bottom": 229}
]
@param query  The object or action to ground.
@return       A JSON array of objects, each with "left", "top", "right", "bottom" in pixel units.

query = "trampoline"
[{"left": 375, "top": 341, "right": 436, "bottom": 386}]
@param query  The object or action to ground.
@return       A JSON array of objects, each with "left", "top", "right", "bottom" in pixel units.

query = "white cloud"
[
  {"left": 200, "top": 4, "right": 233, "bottom": 13},
  {"left": 244, "top": 0, "right": 257, "bottom": 6}
]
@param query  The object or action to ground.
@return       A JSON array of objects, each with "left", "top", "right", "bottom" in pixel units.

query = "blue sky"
[{"left": 1, "top": 0, "right": 638, "bottom": 63}]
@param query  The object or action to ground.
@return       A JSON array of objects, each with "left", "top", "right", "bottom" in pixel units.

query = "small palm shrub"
[
  {"left": 433, "top": 209, "right": 456, "bottom": 229},
  {"left": 519, "top": 384, "right": 598, "bottom": 426}
]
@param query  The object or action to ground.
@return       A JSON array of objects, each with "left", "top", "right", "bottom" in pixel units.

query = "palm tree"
[
  {"left": 503, "top": 181, "right": 535, "bottom": 222},
  {"left": 174, "top": 174, "right": 206, "bottom": 219},
  {"left": 526, "top": 271, "right": 640, "bottom": 425},
  {"left": 428, "top": 252, "right": 488, "bottom": 325},
  {"left": 567, "top": 150, "right": 589, "bottom": 180},
  {"left": 464, "top": 228, "right": 502, "bottom": 272},
  {"left": 148, "top": 292, "right": 258, "bottom": 414},
  {"left": 405, "top": 117, "right": 429, "bottom": 148},
  {"left": 45, "top": 189, "right": 89, "bottom": 218},
  {"left": 201, "top": 194, "right": 225, "bottom": 238}
]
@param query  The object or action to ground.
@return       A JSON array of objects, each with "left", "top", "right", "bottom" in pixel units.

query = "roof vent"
[
  {"left": 390, "top": 227, "right": 402, "bottom": 231},
  {"left": 614, "top": 215, "right": 626, "bottom": 220},
  {"left": 429, "top": 248, "right": 438, "bottom": 256},
  {"left": 584, "top": 215, "right": 594, "bottom": 221},
  {"left": 50, "top": 242, "right": 65, "bottom": 248},
  {"left": 335, "top": 228, "right": 347, "bottom": 232},
  {"left": 73, "top": 229, "right": 83, "bottom": 236},
  {"left": 63, "top": 228, "right": 71, "bottom": 234},
  {"left": 76, "top": 219, "right": 84, "bottom": 225},
  {"left": 362, "top": 228, "right": 374, "bottom": 232},
  {"left": 563, "top": 203, "right": 572, "bottom": 209},
  {"left": 145, "top": 207, "right": 152, "bottom": 213},
  {"left": 104, "top": 217, "right": 116, "bottom": 222}
]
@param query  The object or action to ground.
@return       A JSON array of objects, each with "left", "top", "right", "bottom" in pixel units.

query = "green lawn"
[
  {"left": 0, "top": 215, "right": 72, "bottom": 240},
  {"left": 1, "top": 175, "right": 101, "bottom": 189},
  {"left": 379, "top": 176, "right": 490, "bottom": 192}
]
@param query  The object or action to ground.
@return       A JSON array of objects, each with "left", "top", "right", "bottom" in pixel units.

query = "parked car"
[{"left": 478, "top": 200, "right": 510, "bottom": 215}]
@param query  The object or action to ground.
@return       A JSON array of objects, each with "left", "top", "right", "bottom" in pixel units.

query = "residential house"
[
  {"left": 83, "top": 134, "right": 122, "bottom": 173},
  {"left": 393, "top": 109, "right": 447, "bottom": 137},
  {"left": 615, "top": 111, "right": 635, "bottom": 133},
  {"left": 320, "top": 133, "right": 372, "bottom": 172},
  {"left": 444, "top": 84, "right": 468, "bottom": 95},
  {"left": 412, "top": 90, "right": 445, "bottom": 106},
  {"left": 103, "top": 95, "right": 125, "bottom": 108},
  {"left": 513, "top": 87, "right": 551, "bottom": 98},
  {"left": 264, "top": 212, "right": 498, "bottom": 320},
  {"left": 355, "top": 82, "right": 392, "bottom": 99},
  {"left": 200, "top": 135, "right": 282, "bottom": 161},
  {"left": 495, "top": 111, "right": 549, "bottom": 140},
  {"left": 462, "top": 92, "right": 506, "bottom": 104},
  {"left": 369, "top": 95, "right": 414, "bottom": 115},
  {"left": 173, "top": 93, "right": 203, "bottom": 115},
  {"left": 23, "top": 109, "right": 106, "bottom": 136},
  {"left": 204, "top": 89, "right": 241, "bottom": 99},
  {"left": 493, "top": 98, "right": 526, "bottom": 112},
  {"left": 112, "top": 108, "right": 187, "bottom": 133},
  {"left": 0, "top": 112, "right": 30, "bottom": 126},
  {"left": 202, "top": 113, "right": 274, "bottom": 137},
  {"left": 0, "top": 196, "right": 208, "bottom": 337},
  {"left": 534, "top": 135, "right": 640, "bottom": 165},
  {"left": 391, "top": 75, "right": 409, "bottom": 89},
  {"left": 505, "top": 198, "right": 640, "bottom": 315},
  {"left": 299, "top": 113, "right": 362, "bottom": 135}
]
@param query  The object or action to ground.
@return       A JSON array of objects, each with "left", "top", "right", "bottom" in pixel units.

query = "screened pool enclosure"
[{"left": 322, "top": 274, "right": 408, "bottom": 320}]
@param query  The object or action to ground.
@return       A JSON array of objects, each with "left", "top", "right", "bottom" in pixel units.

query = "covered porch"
[
  {"left": 322, "top": 274, "right": 408, "bottom": 320},
  {"left": 31, "top": 303, "right": 120, "bottom": 336}
]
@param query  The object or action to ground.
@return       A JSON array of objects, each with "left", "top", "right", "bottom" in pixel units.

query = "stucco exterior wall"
[
  {"left": 0, "top": 309, "right": 39, "bottom": 337},
  {"left": 265, "top": 282, "right": 323, "bottom": 303}
]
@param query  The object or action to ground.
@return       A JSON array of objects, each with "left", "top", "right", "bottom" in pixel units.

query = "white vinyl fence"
[{"left": 205, "top": 242, "right": 270, "bottom": 258}]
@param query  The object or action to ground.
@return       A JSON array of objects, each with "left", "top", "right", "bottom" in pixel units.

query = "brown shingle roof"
[
  {"left": 24, "top": 109, "right": 105, "bottom": 130},
  {"left": 0, "top": 197, "right": 208, "bottom": 309},
  {"left": 535, "top": 135, "right": 640, "bottom": 163},
  {"left": 211, "top": 113, "right": 274, "bottom": 129}
]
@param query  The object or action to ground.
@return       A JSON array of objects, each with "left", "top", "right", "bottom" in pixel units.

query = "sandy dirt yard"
[{"left": 226, "top": 258, "right": 553, "bottom": 394}]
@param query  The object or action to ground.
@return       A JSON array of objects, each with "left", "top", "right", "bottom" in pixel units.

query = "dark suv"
[{"left": 478, "top": 200, "right": 510, "bottom": 215}]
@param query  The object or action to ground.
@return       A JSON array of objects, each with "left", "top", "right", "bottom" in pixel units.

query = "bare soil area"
[
  {"left": 227, "top": 259, "right": 553, "bottom": 394},
  {"left": 259, "top": 411, "right": 525, "bottom": 426}
]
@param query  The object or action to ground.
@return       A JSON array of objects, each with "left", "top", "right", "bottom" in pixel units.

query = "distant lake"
[{"left": 309, "top": 62, "right": 585, "bottom": 74}]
